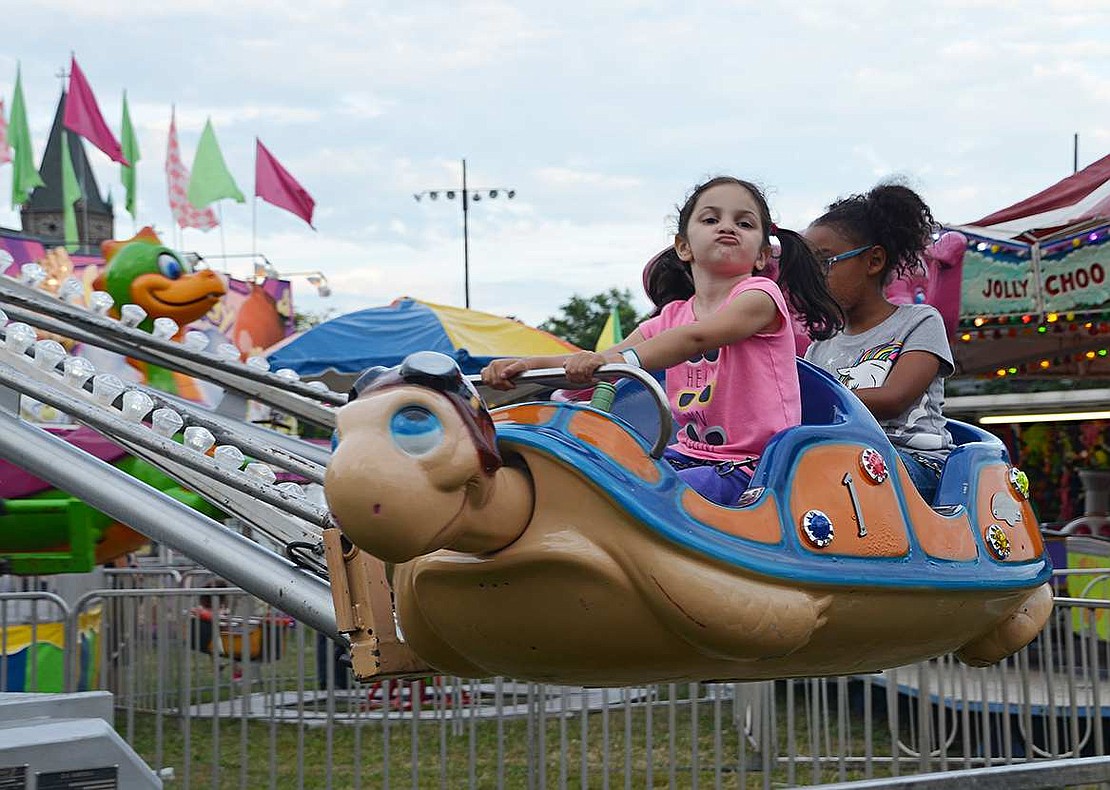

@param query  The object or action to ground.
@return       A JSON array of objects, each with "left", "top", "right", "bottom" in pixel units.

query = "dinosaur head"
[{"left": 94, "top": 227, "right": 226, "bottom": 333}]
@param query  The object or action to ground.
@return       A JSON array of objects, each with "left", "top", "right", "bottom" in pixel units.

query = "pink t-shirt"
[{"left": 639, "top": 277, "right": 801, "bottom": 464}]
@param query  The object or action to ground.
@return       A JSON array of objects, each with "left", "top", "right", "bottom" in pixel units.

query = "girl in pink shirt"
[{"left": 483, "top": 177, "right": 842, "bottom": 505}]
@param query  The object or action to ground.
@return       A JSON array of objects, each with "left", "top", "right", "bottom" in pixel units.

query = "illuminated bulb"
[
  {"left": 33, "top": 339, "right": 66, "bottom": 372},
  {"left": 1088, "top": 351, "right": 1098, "bottom": 360},
  {"left": 89, "top": 291, "right": 114, "bottom": 315},
  {"left": 120, "top": 304, "right": 147, "bottom": 327},
  {"left": 1047, "top": 313, "right": 1058, "bottom": 322},
  {"left": 120, "top": 390, "right": 155, "bottom": 422},
  {"left": 973, "top": 317, "right": 986, "bottom": 327},
  {"left": 19, "top": 263, "right": 47, "bottom": 286},
  {"left": 58, "top": 277, "right": 84, "bottom": 305},
  {"left": 183, "top": 426, "right": 216, "bottom": 454},
  {"left": 275, "top": 368, "right": 300, "bottom": 381},
  {"left": 152, "top": 317, "right": 179, "bottom": 339},
  {"left": 960, "top": 333, "right": 971, "bottom": 342},
  {"left": 996, "top": 369, "right": 1006, "bottom": 377},
  {"left": 63, "top": 355, "right": 95, "bottom": 389},
  {"left": 150, "top": 408, "right": 184, "bottom": 437},
  {"left": 183, "top": 330, "right": 209, "bottom": 351},
  {"left": 213, "top": 445, "right": 245, "bottom": 471},
  {"left": 244, "top": 462, "right": 277, "bottom": 485},
  {"left": 276, "top": 482, "right": 306, "bottom": 499},
  {"left": 91, "top": 373, "right": 126, "bottom": 405},
  {"left": 4, "top": 322, "right": 37, "bottom": 354},
  {"left": 976, "top": 243, "right": 987, "bottom": 252},
  {"left": 246, "top": 355, "right": 270, "bottom": 372},
  {"left": 1039, "top": 360, "right": 1050, "bottom": 369},
  {"left": 215, "top": 343, "right": 240, "bottom": 362}
]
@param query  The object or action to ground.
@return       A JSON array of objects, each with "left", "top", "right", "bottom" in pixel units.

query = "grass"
[{"left": 123, "top": 678, "right": 908, "bottom": 789}]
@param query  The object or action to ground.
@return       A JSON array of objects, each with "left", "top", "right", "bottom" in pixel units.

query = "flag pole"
[
  {"left": 252, "top": 139, "right": 257, "bottom": 262},
  {"left": 218, "top": 203, "right": 227, "bottom": 264}
]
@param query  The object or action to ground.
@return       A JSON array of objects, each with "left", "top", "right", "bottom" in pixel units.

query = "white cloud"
[{"left": 0, "top": 0, "right": 1106, "bottom": 334}]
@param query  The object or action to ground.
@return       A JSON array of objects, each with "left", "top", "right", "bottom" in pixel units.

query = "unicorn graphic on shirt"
[{"left": 836, "top": 341, "right": 904, "bottom": 389}]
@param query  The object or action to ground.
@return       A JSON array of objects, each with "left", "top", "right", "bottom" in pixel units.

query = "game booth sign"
[
  {"left": 948, "top": 154, "right": 1110, "bottom": 527},
  {"left": 951, "top": 153, "right": 1110, "bottom": 379}
]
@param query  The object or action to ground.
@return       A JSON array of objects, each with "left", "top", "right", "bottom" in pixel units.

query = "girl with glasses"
[
  {"left": 482, "top": 176, "right": 842, "bottom": 505},
  {"left": 803, "top": 182, "right": 954, "bottom": 502}
]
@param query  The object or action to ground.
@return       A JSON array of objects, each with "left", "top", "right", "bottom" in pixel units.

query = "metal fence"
[{"left": 3, "top": 566, "right": 1109, "bottom": 789}]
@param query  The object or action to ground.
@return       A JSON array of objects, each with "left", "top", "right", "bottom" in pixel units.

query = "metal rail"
[{"left": 0, "top": 411, "right": 339, "bottom": 638}]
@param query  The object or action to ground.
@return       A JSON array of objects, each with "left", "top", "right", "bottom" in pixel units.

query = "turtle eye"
[
  {"left": 389, "top": 406, "right": 444, "bottom": 456},
  {"left": 157, "top": 253, "right": 185, "bottom": 280}
]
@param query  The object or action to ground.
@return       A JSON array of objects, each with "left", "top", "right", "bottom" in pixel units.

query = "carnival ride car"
[{"left": 0, "top": 266, "right": 1054, "bottom": 690}]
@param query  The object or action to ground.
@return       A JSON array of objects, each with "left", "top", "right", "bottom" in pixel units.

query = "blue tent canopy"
[{"left": 267, "top": 298, "right": 578, "bottom": 377}]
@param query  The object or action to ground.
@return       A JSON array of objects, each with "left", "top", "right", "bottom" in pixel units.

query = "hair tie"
[{"left": 768, "top": 224, "right": 783, "bottom": 259}]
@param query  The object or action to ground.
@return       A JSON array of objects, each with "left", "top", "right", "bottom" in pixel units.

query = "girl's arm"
[
  {"left": 849, "top": 350, "right": 941, "bottom": 419},
  {"left": 482, "top": 331, "right": 647, "bottom": 390},
  {"left": 617, "top": 290, "right": 777, "bottom": 370},
  {"left": 564, "top": 290, "right": 778, "bottom": 382}
]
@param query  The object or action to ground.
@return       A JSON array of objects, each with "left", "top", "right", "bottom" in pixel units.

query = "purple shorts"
[{"left": 664, "top": 448, "right": 753, "bottom": 507}]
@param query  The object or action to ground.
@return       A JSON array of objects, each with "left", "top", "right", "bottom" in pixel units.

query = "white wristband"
[{"left": 619, "top": 348, "right": 642, "bottom": 368}]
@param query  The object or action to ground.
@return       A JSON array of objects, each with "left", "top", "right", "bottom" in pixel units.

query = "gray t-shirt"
[{"left": 804, "top": 304, "right": 955, "bottom": 458}]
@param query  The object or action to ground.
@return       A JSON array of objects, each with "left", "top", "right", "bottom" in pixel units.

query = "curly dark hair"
[{"left": 811, "top": 181, "right": 935, "bottom": 284}]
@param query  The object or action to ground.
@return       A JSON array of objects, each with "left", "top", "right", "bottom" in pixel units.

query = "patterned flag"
[
  {"left": 165, "top": 108, "right": 217, "bottom": 231},
  {"left": 63, "top": 56, "right": 128, "bottom": 165},
  {"left": 0, "top": 99, "right": 11, "bottom": 165},
  {"left": 255, "top": 138, "right": 315, "bottom": 227}
]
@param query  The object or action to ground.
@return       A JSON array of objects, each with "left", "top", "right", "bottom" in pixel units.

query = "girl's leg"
[
  {"left": 663, "top": 448, "right": 752, "bottom": 506},
  {"left": 895, "top": 448, "right": 942, "bottom": 504}
]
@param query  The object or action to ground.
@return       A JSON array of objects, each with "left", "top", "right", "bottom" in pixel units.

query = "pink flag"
[
  {"left": 166, "top": 109, "right": 218, "bottom": 231},
  {"left": 0, "top": 99, "right": 10, "bottom": 165},
  {"left": 63, "top": 57, "right": 128, "bottom": 165},
  {"left": 255, "top": 139, "right": 315, "bottom": 227}
]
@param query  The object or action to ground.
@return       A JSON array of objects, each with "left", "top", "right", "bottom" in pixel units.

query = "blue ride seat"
[{"left": 606, "top": 359, "right": 1005, "bottom": 511}]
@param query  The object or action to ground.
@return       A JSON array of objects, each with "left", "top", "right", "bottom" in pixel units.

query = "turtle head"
[{"left": 325, "top": 352, "right": 504, "bottom": 563}]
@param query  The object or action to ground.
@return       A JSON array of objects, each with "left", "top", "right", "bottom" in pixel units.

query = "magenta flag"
[
  {"left": 255, "top": 139, "right": 315, "bottom": 228},
  {"left": 64, "top": 56, "right": 128, "bottom": 165}
]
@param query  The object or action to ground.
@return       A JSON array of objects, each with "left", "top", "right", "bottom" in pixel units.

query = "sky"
[{"left": 1, "top": 1, "right": 1107, "bottom": 329}]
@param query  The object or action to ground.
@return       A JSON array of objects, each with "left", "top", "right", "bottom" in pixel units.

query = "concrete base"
[{"left": 0, "top": 691, "right": 160, "bottom": 788}]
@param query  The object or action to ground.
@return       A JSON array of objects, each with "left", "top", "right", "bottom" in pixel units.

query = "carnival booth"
[{"left": 948, "top": 153, "right": 1110, "bottom": 531}]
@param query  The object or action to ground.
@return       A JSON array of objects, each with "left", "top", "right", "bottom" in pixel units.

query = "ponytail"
[
  {"left": 644, "top": 247, "right": 694, "bottom": 317},
  {"left": 773, "top": 228, "right": 844, "bottom": 341}
]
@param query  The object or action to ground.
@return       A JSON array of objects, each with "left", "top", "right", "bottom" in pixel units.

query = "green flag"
[
  {"left": 120, "top": 91, "right": 140, "bottom": 218},
  {"left": 10, "top": 64, "right": 44, "bottom": 207},
  {"left": 187, "top": 118, "right": 244, "bottom": 209},
  {"left": 61, "top": 132, "right": 81, "bottom": 252},
  {"left": 594, "top": 306, "right": 624, "bottom": 352}
]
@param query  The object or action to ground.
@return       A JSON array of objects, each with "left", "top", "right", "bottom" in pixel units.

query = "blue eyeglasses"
[{"left": 821, "top": 245, "right": 874, "bottom": 273}]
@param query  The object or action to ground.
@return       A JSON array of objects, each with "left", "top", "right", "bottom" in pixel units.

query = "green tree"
[
  {"left": 540, "top": 288, "right": 645, "bottom": 350},
  {"left": 294, "top": 308, "right": 335, "bottom": 333}
]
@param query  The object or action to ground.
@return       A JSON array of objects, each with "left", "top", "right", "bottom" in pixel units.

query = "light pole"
[{"left": 414, "top": 159, "right": 516, "bottom": 309}]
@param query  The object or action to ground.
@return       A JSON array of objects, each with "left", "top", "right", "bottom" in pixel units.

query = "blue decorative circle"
[{"left": 802, "top": 509, "right": 834, "bottom": 548}]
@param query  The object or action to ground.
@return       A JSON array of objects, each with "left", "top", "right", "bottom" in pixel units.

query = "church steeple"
[{"left": 20, "top": 91, "right": 114, "bottom": 252}]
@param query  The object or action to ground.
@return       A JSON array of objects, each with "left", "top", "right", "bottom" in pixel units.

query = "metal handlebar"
[{"left": 469, "top": 363, "right": 673, "bottom": 459}]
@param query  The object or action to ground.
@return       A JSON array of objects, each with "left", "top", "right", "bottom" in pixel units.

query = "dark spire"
[
  {"left": 24, "top": 91, "right": 112, "bottom": 214},
  {"left": 20, "top": 91, "right": 114, "bottom": 251}
]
